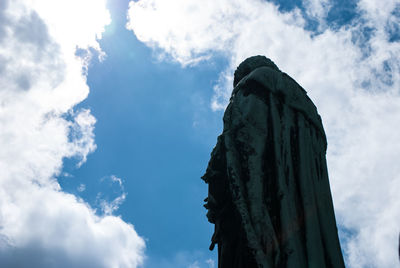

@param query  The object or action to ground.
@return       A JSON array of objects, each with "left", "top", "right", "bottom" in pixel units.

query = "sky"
[{"left": 0, "top": 0, "right": 399, "bottom": 267}]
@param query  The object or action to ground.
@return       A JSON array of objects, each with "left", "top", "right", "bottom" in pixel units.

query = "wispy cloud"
[
  {"left": 97, "top": 175, "right": 127, "bottom": 216},
  {"left": 77, "top": 183, "right": 86, "bottom": 192},
  {"left": 127, "top": 0, "right": 400, "bottom": 266},
  {"left": 0, "top": 0, "right": 145, "bottom": 267},
  {"left": 144, "top": 250, "right": 216, "bottom": 268},
  {"left": 205, "top": 258, "right": 215, "bottom": 268}
]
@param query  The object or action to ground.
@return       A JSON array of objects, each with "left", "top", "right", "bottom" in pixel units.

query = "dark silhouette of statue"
[{"left": 202, "top": 56, "right": 345, "bottom": 267}]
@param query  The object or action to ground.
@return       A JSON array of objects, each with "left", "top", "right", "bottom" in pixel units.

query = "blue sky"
[
  {"left": 61, "top": 3, "right": 224, "bottom": 264},
  {"left": 1, "top": 0, "right": 400, "bottom": 267}
]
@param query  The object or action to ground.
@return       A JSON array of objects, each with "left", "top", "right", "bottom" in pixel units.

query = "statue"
[{"left": 202, "top": 56, "right": 345, "bottom": 267}]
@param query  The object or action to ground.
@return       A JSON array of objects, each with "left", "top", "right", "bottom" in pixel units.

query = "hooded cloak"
[{"left": 202, "top": 56, "right": 345, "bottom": 268}]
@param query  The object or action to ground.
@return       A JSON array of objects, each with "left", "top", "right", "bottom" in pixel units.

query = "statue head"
[{"left": 233, "top": 55, "right": 279, "bottom": 87}]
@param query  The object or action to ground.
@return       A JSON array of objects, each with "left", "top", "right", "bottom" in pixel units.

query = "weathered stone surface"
[{"left": 202, "top": 56, "right": 345, "bottom": 268}]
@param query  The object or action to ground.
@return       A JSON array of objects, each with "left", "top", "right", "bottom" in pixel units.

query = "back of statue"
[{"left": 202, "top": 56, "right": 345, "bottom": 268}]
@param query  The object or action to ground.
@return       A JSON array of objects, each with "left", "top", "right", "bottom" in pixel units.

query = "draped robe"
[{"left": 202, "top": 65, "right": 345, "bottom": 268}]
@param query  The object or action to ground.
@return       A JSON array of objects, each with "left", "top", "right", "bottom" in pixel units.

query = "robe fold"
[{"left": 202, "top": 65, "right": 345, "bottom": 268}]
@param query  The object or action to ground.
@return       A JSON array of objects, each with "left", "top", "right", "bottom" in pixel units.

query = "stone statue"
[{"left": 202, "top": 56, "right": 345, "bottom": 268}]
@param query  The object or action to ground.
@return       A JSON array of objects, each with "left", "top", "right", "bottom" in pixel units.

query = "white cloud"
[
  {"left": 303, "top": 0, "right": 332, "bottom": 22},
  {"left": 0, "top": 0, "right": 145, "bottom": 267},
  {"left": 205, "top": 259, "right": 215, "bottom": 268},
  {"left": 77, "top": 184, "right": 86, "bottom": 192},
  {"left": 188, "top": 261, "right": 200, "bottom": 268},
  {"left": 97, "top": 175, "right": 127, "bottom": 216},
  {"left": 127, "top": 0, "right": 400, "bottom": 267},
  {"left": 110, "top": 174, "right": 123, "bottom": 187},
  {"left": 145, "top": 250, "right": 215, "bottom": 268}
]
